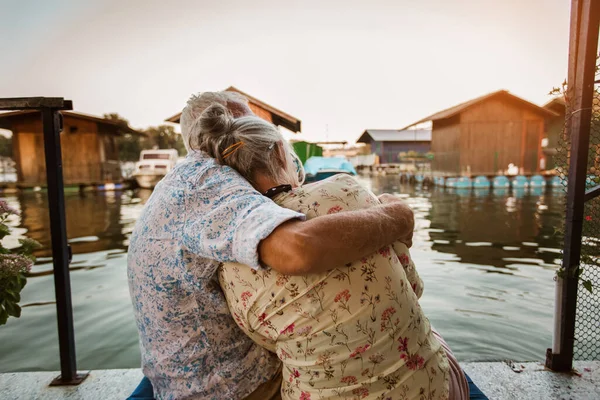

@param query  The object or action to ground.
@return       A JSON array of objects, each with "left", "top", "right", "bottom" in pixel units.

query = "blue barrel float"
[
  {"left": 530, "top": 175, "right": 546, "bottom": 188},
  {"left": 455, "top": 177, "right": 472, "bottom": 188},
  {"left": 445, "top": 177, "right": 457, "bottom": 188},
  {"left": 434, "top": 176, "right": 445, "bottom": 186},
  {"left": 492, "top": 176, "right": 510, "bottom": 188},
  {"left": 550, "top": 176, "right": 563, "bottom": 187},
  {"left": 473, "top": 176, "right": 491, "bottom": 189},
  {"left": 512, "top": 175, "right": 530, "bottom": 188}
]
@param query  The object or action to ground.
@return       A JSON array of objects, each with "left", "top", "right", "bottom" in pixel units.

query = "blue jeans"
[
  {"left": 465, "top": 372, "right": 488, "bottom": 400},
  {"left": 127, "top": 373, "right": 488, "bottom": 400},
  {"left": 126, "top": 376, "right": 154, "bottom": 400}
]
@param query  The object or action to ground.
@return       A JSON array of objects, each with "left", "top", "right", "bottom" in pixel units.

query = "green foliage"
[
  {"left": 0, "top": 201, "right": 40, "bottom": 326},
  {"left": 145, "top": 125, "right": 186, "bottom": 156},
  {"left": 398, "top": 151, "right": 430, "bottom": 161},
  {"left": 0, "top": 135, "right": 12, "bottom": 158},
  {"left": 103, "top": 113, "right": 186, "bottom": 161}
]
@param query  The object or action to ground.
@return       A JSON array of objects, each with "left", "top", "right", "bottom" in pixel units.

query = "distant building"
[
  {"left": 291, "top": 141, "right": 323, "bottom": 164},
  {"left": 357, "top": 129, "right": 431, "bottom": 164},
  {"left": 0, "top": 110, "right": 141, "bottom": 185},
  {"left": 401, "top": 90, "right": 558, "bottom": 176},
  {"left": 165, "top": 86, "right": 302, "bottom": 133},
  {"left": 543, "top": 97, "right": 566, "bottom": 170}
]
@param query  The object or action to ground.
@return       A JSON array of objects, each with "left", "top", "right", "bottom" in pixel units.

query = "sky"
[{"left": 0, "top": 0, "right": 571, "bottom": 143}]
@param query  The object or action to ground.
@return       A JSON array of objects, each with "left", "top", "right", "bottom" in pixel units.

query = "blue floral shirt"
[{"left": 127, "top": 151, "right": 304, "bottom": 400}]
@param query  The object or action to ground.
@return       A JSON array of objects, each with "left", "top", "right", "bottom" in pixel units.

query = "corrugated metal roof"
[{"left": 357, "top": 129, "right": 431, "bottom": 143}]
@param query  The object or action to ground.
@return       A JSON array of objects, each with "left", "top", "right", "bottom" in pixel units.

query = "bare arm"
[{"left": 259, "top": 198, "right": 414, "bottom": 276}]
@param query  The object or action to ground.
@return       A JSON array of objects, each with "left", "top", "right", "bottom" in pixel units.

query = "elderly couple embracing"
[{"left": 126, "top": 91, "right": 487, "bottom": 400}]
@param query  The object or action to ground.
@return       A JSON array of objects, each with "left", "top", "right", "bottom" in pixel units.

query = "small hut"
[
  {"left": 401, "top": 90, "right": 558, "bottom": 176},
  {"left": 357, "top": 129, "right": 431, "bottom": 164},
  {"left": 291, "top": 141, "right": 323, "bottom": 164},
  {"left": 0, "top": 110, "right": 141, "bottom": 186},
  {"left": 165, "top": 86, "right": 302, "bottom": 133}
]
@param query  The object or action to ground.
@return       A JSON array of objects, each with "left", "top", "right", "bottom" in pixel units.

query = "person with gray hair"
[{"left": 127, "top": 91, "right": 416, "bottom": 400}]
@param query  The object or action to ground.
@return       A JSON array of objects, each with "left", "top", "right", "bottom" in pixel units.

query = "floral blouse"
[{"left": 219, "top": 174, "right": 450, "bottom": 400}]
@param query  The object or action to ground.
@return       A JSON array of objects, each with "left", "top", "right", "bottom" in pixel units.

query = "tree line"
[{"left": 103, "top": 113, "right": 186, "bottom": 161}]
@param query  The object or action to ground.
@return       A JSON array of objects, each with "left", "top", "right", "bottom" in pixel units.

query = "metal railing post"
[
  {"left": 0, "top": 97, "right": 88, "bottom": 385},
  {"left": 41, "top": 108, "right": 89, "bottom": 385},
  {"left": 546, "top": 0, "right": 600, "bottom": 372}
]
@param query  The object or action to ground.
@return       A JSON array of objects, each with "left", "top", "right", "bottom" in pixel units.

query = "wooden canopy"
[
  {"left": 165, "top": 86, "right": 302, "bottom": 133},
  {"left": 0, "top": 110, "right": 142, "bottom": 135}
]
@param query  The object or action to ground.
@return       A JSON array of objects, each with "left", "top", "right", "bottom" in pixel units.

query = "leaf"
[
  {"left": 4, "top": 301, "right": 20, "bottom": 318},
  {"left": 3, "top": 289, "right": 19, "bottom": 303},
  {"left": 0, "top": 307, "right": 8, "bottom": 325},
  {"left": 582, "top": 280, "right": 593, "bottom": 294},
  {"left": 0, "top": 224, "right": 10, "bottom": 240}
]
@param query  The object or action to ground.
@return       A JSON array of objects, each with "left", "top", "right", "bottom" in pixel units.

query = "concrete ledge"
[
  {"left": 0, "top": 362, "right": 598, "bottom": 399},
  {"left": 463, "top": 361, "right": 599, "bottom": 400},
  {"left": 0, "top": 369, "right": 142, "bottom": 400}
]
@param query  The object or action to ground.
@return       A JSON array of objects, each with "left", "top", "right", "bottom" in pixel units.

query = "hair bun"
[{"left": 198, "top": 103, "right": 234, "bottom": 138}]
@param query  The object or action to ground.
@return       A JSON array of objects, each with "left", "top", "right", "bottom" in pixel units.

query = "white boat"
[{"left": 132, "top": 149, "right": 179, "bottom": 189}]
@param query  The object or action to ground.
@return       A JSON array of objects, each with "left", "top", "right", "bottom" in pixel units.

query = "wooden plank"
[{"left": 0, "top": 97, "right": 72, "bottom": 110}]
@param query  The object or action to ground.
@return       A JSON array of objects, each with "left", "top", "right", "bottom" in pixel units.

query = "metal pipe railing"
[{"left": 0, "top": 97, "right": 88, "bottom": 385}]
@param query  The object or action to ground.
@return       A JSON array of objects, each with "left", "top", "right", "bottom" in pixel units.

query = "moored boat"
[
  {"left": 303, "top": 156, "right": 357, "bottom": 182},
  {"left": 132, "top": 149, "right": 179, "bottom": 189}
]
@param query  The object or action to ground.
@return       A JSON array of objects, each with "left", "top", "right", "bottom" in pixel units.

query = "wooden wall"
[
  {"left": 432, "top": 98, "right": 545, "bottom": 175},
  {"left": 249, "top": 103, "right": 273, "bottom": 122},
  {"left": 10, "top": 114, "right": 121, "bottom": 185},
  {"left": 431, "top": 116, "right": 461, "bottom": 174}
]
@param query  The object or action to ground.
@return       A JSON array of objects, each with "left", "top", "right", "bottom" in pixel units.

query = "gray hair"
[
  {"left": 180, "top": 91, "right": 251, "bottom": 152},
  {"left": 193, "top": 103, "right": 305, "bottom": 188}
]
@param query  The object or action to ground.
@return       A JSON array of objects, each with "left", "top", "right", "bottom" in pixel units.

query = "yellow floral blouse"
[{"left": 219, "top": 174, "right": 450, "bottom": 400}]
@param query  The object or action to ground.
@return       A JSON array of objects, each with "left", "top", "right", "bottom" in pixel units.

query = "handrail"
[{"left": 0, "top": 97, "right": 88, "bottom": 385}]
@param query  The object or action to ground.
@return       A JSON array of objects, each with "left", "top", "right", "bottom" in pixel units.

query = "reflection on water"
[{"left": 0, "top": 178, "right": 564, "bottom": 372}]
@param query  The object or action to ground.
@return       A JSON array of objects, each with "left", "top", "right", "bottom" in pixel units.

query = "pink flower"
[
  {"left": 349, "top": 344, "right": 370, "bottom": 358},
  {"left": 240, "top": 291, "right": 253, "bottom": 307},
  {"left": 300, "top": 392, "right": 311, "bottom": 400},
  {"left": 328, "top": 205, "right": 344, "bottom": 214},
  {"left": 585, "top": 215, "right": 592, "bottom": 222},
  {"left": 397, "top": 337, "right": 409, "bottom": 353},
  {"left": 340, "top": 375, "right": 357, "bottom": 385},
  {"left": 278, "top": 349, "right": 292, "bottom": 360},
  {"left": 0, "top": 254, "right": 33, "bottom": 279},
  {"left": 258, "top": 313, "right": 268, "bottom": 326},
  {"left": 398, "top": 253, "right": 410, "bottom": 267},
  {"left": 403, "top": 353, "right": 425, "bottom": 370},
  {"left": 381, "top": 307, "right": 397, "bottom": 330},
  {"left": 0, "top": 200, "right": 18, "bottom": 216},
  {"left": 334, "top": 289, "right": 351, "bottom": 303},
  {"left": 352, "top": 387, "right": 369, "bottom": 398},
  {"left": 280, "top": 323, "right": 295, "bottom": 335},
  {"left": 378, "top": 246, "right": 391, "bottom": 257},
  {"left": 297, "top": 325, "right": 313, "bottom": 336}
]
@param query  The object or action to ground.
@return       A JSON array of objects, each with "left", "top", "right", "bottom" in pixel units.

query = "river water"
[{"left": 0, "top": 175, "right": 563, "bottom": 372}]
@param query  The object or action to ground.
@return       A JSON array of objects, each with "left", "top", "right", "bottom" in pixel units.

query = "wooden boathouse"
[
  {"left": 165, "top": 86, "right": 302, "bottom": 133},
  {"left": 0, "top": 110, "right": 141, "bottom": 186},
  {"left": 402, "top": 90, "right": 558, "bottom": 176}
]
